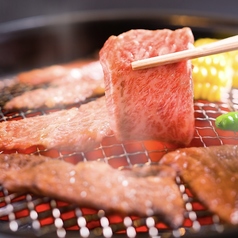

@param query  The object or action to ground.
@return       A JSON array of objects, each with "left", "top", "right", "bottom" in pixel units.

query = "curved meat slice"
[
  {"left": 4, "top": 79, "right": 104, "bottom": 109},
  {"left": 4, "top": 61, "right": 104, "bottom": 109},
  {"left": 0, "top": 154, "right": 185, "bottom": 228},
  {"left": 160, "top": 144, "right": 238, "bottom": 225},
  {"left": 51, "top": 61, "right": 104, "bottom": 86},
  {"left": 17, "top": 59, "right": 96, "bottom": 85},
  {"left": 0, "top": 97, "right": 112, "bottom": 152},
  {"left": 100, "top": 27, "right": 195, "bottom": 146}
]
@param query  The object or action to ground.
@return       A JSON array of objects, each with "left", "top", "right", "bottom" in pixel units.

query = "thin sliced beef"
[
  {"left": 4, "top": 61, "right": 104, "bottom": 109},
  {"left": 160, "top": 145, "right": 238, "bottom": 225},
  {"left": 17, "top": 59, "right": 96, "bottom": 85},
  {"left": 100, "top": 28, "right": 194, "bottom": 145},
  {"left": 51, "top": 61, "right": 104, "bottom": 86},
  {"left": 4, "top": 79, "right": 104, "bottom": 109},
  {"left": 0, "top": 97, "right": 112, "bottom": 151},
  {"left": 0, "top": 154, "right": 185, "bottom": 228}
]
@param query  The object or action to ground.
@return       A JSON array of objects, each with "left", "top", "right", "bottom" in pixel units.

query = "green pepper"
[{"left": 215, "top": 112, "right": 238, "bottom": 131}]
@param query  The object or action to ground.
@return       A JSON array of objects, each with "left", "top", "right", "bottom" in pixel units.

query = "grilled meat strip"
[
  {"left": 0, "top": 153, "right": 185, "bottom": 228},
  {"left": 4, "top": 79, "right": 104, "bottom": 109},
  {"left": 0, "top": 97, "right": 112, "bottom": 152},
  {"left": 4, "top": 61, "right": 104, "bottom": 109},
  {"left": 160, "top": 144, "right": 238, "bottom": 225},
  {"left": 17, "top": 59, "right": 97, "bottom": 85}
]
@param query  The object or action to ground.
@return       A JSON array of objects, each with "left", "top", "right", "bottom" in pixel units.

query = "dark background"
[
  {"left": 1, "top": 0, "right": 237, "bottom": 75},
  {"left": 0, "top": 0, "right": 238, "bottom": 24}
]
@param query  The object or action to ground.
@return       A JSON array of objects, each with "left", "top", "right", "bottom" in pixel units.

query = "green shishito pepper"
[{"left": 215, "top": 112, "right": 238, "bottom": 131}]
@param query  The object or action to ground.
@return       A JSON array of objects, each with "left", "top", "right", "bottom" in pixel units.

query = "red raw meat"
[
  {"left": 4, "top": 77, "right": 104, "bottom": 109},
  {"left": 0, "top": 97, "right": 112, "bottom": 151},
  {"left": 100, "top": 28, "right": 195, "bottom": 145},
  {"left": 5, "top": 61, "right": 104, "bottom": 109},
  {"left": 17, "top": 59, "right": 96, "bottom": 85},
  {"left": 51, "top": 61, "right": 104, "bottom": 86}
]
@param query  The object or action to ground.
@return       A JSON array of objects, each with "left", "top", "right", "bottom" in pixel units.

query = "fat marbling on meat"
[
  {"left": 4, "top": 61, "right": 104, "bottom": 109},
  {"left": 100, "top": 27, "right": 195, "bottom": 146},
  {"left": 0, "top": 97, "right": 112, "bottom": 152}
]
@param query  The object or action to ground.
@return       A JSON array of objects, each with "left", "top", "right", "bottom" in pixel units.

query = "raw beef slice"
[{"left": 100, "top": 27, "right": 195, "bottom": 145}]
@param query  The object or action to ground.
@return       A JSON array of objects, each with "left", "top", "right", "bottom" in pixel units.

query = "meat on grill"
[
  {"left": 4, "top": 61, "right": 104, "bottom": 109},
  {"left": 50, "top": 61, "right": 104, "bottom": 86},
  {"left": 0, "top": 153, "right": 185, "bottom": 228},
  {"left": 0, "top": 97, "right": 112, "bottom": 151},
  {"left": 4, "top": 79, "right": 104, "bottom": 109},
  {"left": 160, "top": 144, "right": 238, "bottom": 225},
  {"left": 17, "top": 59, "right": 98, "bottom": 85},
  {"left": 99, "top": 27, "right": 195, "bottom": 146}
]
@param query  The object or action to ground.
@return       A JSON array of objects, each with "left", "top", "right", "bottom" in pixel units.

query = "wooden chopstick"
[{"left": 131, "top": 35, "right": 238, "bottom": 70}]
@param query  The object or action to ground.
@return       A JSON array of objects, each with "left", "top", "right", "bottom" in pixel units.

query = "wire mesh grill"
[{"left": 0, "top": 79, "right": 238, "bottom": 238}]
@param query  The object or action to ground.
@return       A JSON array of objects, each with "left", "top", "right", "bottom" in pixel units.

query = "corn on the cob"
[
  {"left": 228, "top": 50, "right": 238, "bottom": 88},
  {"left": 192, "top": 38, "right": 233, "bottom": 102}
]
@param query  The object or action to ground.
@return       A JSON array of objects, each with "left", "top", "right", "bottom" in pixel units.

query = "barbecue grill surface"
[{"left": 0, "top": 10, "right": 238, "bottom": 238}]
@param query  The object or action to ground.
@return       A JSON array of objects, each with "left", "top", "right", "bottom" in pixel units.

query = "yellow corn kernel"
[
  {"left": 192, "top": 38, "right": 233, "bottom": 102},
  {"left": 228, "top": 50, "right": 238, "bottom": 88},
  {"left": 193, "top": 82, "right": 202, "bottom": 99},
  {"left": 193, "top": 82, "right": 226, "bottom": 102}
]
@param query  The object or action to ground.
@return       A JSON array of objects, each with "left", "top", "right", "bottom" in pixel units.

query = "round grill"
[{"left": 0, "top": 78, "right": 238, "bottom": 238}]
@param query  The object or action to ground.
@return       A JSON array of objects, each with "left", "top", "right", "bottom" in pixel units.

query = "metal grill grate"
[{"left": 0, "top": 79, "right": 238, "bottom": 237}]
